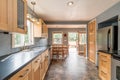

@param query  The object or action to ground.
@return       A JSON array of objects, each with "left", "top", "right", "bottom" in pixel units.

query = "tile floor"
[{"left": 45, "top": 48, "right": 100, "bottom": 80}]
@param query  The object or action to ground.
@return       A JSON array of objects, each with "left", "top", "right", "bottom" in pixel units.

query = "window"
[
  {"left": 12, "top": 20, "right": 34, "bottom": 48},
  {"left": 79, "top": 33, "right": 86, "bottom": 44},
  {"left": 52, "top": 32, "right": 63, "bottom": 44}
]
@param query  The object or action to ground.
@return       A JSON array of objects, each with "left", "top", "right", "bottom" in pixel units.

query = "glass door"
[{"left": 78, "top": 32, "right": 86, "bottom": 56}]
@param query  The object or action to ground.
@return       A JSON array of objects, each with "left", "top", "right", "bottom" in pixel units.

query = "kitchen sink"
[
  {"left": 0, "top": 48, "right": 43, "bottom": 62},
  {"left": 0, "top": 54, "right": 13, "bottom": 62}
]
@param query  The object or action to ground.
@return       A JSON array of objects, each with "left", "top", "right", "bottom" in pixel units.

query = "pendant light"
[{"left": 31, "top": 1, "right": 37, "bottom": 22}]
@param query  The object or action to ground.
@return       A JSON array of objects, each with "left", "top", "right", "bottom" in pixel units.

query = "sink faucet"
[{"left": 21, "top": 41, "right": 28, "bottom": 51}]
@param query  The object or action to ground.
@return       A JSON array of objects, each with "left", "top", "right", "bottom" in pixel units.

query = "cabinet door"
[
  {"left": 41, "top": 20, "right": 48, "bottom": 37},
  {"left": 0, "top": 0, "right": 12, "bottom": 32},
  {"left": 32, "top": 56, "right": 41, "bottom": 80},
  {"left": 45, "top": 50, "right": 49, "bottom": 72},
  {"left": 34, "top": 21, "right": 42, "bottom": 37},
  {"left": 13, "top": 0, "right": 27, "bottom": 34},
  {"left": 9, "top": 63, "right": 32, "bottom": 80},
  {"left": 99, "top": 52, "right": 111, "bottom": 80},
  {"left": 41, "top": 53, "right": 46, "bottom": 80}
]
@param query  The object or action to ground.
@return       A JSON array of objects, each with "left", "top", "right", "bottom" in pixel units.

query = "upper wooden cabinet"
[
  {"left": 41, "top": 20, "right": 48, "bottom": 38},
  {"left": 0, "top": 0, "right": 27, "bottom": 34},
  {"left": 12, "top": 0, "right": 27, "bottom": 34},
  {"left": 34, "top": 19, "right": 48, "bottom": 38},
  {"left": 88, "top": 19, "right": 96, "bottom": 63},
  {"left": 0, "top": 0, "right": 12, "bottom": 32},
  {"left": 34, "top": 20, "right": 42, "bottom": 37}
]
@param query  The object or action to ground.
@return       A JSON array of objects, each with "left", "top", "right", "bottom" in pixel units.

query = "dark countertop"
[
  {"left": 98, "top": 50, "right": 120, "bottom": 60},
  {"left": 0, "top": 47, "right": 49, "bottom": 80},
  {"left": 98, "top": 50, "right": 116, "bottom": 54}
]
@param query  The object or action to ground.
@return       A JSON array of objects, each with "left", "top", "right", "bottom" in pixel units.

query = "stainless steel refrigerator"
[{"left": 97, "top": 26, "right": 118, "bottom": 51}]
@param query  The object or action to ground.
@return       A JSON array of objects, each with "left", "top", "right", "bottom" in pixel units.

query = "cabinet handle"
[
  {"left": 101, "top": 70, "right": 107, "bottom": 74},
  {"left": 101, "top": 59, "right": 107, "bottom": 62},
  {"left": 46, "top": 56, "right": 48, "bottom": 58},
  {"left": 19, "top": 69, "right": 29, "bottom": 78},
  {"left": 35, "top": 59, "right": 40, "bottom": 63}
]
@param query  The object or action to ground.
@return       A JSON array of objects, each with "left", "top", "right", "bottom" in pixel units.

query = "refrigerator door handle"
[{"left": 107, "top": 29, "right": 111, "bottom": 51}]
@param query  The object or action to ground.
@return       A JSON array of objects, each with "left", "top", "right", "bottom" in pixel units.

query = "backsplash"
[{"left": 0, "top": 33, "right": 48, "bottom": 57}]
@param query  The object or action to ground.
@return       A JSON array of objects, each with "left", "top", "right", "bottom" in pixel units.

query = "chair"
[
  {"left": 62, "top": 45, "right": 69, "bottom": 58},
  {"left": 57, "top": 44, "right": 64, "bottom": 59},
  {"left": 51, "top": 44, "right": 59, "bottom": 60}
]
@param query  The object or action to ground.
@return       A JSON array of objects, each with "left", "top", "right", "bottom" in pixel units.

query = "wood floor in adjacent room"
[{"left": 45, "top": 48, "right": 100, "bottom": 80}]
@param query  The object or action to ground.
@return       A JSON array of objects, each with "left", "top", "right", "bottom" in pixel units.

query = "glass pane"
[
  {"left": 79, "top": 33, "right": 86, "bottom": 44},
  {"left": 53, "top": 38, "right": 62, "bottom": 44},
  {"left": 53, "top": 33, "right": 62, "bottom": 38},
  {"left": 15, "top": 34, "right": 22, "bottom": 45},
  {"left": 24, "top": 20, "right": 34, "bottom": 45},
  {"left": 24, "top": 20, "right": 30, "bottom": 44},
  {"left": 53, "top": 33, "right": 62, "bottom": 44},
  {"left": 17, "top": 0, "right": 24, "bottom": 29}
]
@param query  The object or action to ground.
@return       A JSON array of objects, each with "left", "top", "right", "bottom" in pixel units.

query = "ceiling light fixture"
[
  {"left": 31, "top": 1, "right": 37, "bottom": 22},
  {"left": 67, "top": 1, "right": 74, "bottom": 6}
]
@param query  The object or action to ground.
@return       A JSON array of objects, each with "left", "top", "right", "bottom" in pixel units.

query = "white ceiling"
[
  {"left": 47, "top": 24, "right": 87, "bottom": 28},
  {"left": 27, "top": 0, "right": 120, "bottom": 21}
]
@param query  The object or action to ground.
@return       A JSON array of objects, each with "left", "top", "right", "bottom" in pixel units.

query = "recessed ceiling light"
[{"left": 67, "top": 1, "right": 74, "bottom": 6}]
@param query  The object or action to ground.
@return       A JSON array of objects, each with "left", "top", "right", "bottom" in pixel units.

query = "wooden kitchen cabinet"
[
  {"left": 9, "top": 63, "right": 32, "bottom": 80},
  {"left": 0, "top": 0, "right": 27, "bottom": 34},
  {"left": 34, "top": 20, "right": 42, "bottom": 37},
  {"left": 34, "top": 19, "right": 48, "bottom": 38},
  {"left": 41, "top": 51, "right": 46, "bottom": 80},
  {"left": 0, "top": 0, "right": 13, "bottom": 32},
  {"left": 40, "top": 49, "right": 49, "bottom": 80},
  {"left": 88, "top": 19, "right": 96, "bottom": 63},
  {"left": 41, "top": 20, "right": 48, "bottom": 38},
  {"left": 12, "top": 0, "right": 27, "bottom": 34},
  {"left": 44, "top": 50, "right": 49, "bottom": 72},
  {"left": 99, "top": 52, "right": 111, "bottom": 80},
  {"left": 32, "top": 56, "right": 41, "bottom": 80},
  {"left": 9, "top": 49, "right": 49, "bottom": 80}
]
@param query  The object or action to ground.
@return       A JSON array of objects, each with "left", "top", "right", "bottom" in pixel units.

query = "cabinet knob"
[{"left": 19, "top": 69, "right": 29, "bottom": 78}]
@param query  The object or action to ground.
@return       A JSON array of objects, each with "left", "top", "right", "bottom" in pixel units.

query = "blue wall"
[
  {"left": 0, "top": 33, "right": 48, "bottom": 56},
  {"left": 48, "top": 28, "right": 86, "bottom": 45}
]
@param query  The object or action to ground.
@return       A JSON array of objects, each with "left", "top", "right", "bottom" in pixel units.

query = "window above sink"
[{"left": 12, "top": 20, "right": 34, "bottom": 48}]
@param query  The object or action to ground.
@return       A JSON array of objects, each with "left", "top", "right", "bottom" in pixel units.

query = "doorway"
[
  {"left": 68, "top": 32, "right": 78, "bottom": 53},
  {"left": 78, "top": 32, "right": 87, "bottom": 56}
]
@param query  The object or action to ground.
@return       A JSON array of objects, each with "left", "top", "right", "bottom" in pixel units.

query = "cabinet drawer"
[
  {"left": 32, "top": 56, "right": 41, "bottom": 71},
  {"left": 9, "top": 63, "right": 31, "bottom": 80},
  {"left": 99, "top": 52, "right": 111, "bottom": 60}
]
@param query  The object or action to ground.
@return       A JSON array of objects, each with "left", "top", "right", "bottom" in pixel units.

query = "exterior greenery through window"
[
  {"left": 79, "top": 33, "right": 86, "bottom": 44},
  {"left": 52, "top": 32, "right": 63, "bottom": 44},
  {"left": 12, "top": 20, "right": 34, "bottom": 48}
]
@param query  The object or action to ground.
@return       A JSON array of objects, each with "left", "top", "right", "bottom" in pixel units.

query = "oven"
[{"left": 112, "top": 56, "right": 120, "bottom": 80}]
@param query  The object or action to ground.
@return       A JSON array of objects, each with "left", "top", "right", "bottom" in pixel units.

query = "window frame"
[
  {"left": 52, "top": 31, "right": 63, "bottom": 45},
  {"left": 12, "top": 19, "right": 34, "bottom": 48}
]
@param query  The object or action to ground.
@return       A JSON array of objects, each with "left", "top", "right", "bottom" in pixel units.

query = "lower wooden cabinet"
[
  {"left": 45, "top": 50, "right": 49, "bottom": 72},
  {"left": 32, "top": 56, "right": 41, "bottom": 80},
  {"left": 99, "top": 52, "right": 111, "bottom": 80},
  {"left": 9, "top": 63, "right": 32, "bottom": 80},
  {"left": 40, "top": 52, "right": 45, "bottom": 80},
  {"left": 9, "top": 49, "right": 49, "bottom": 80}
]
